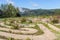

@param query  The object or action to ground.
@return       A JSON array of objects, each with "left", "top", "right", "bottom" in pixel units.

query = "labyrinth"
[{"left": 0, "top": 18, "right": 60, "bottom": 40}]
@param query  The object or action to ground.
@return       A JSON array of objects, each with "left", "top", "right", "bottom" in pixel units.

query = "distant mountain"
[
  {"left": 19, "top": 8, "right": 53, "bottom": 16},
  {"left": 19, "top": 8, "right": 60, "bottom": 16},
  {"left": 0, "top": 4, "right": 60, "bottom": 18},
  {"left": 19, "top": 8, "right": 30, "bottom": 12}
]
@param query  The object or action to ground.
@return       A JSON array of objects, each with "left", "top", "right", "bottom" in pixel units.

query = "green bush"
[
  {"left": 28, "top": 20, "right": 32, "bottom": 23},
  {"left": 21, "top": 18, "right": 26, "bottom": 23},
  {"left": 33, "top": 24, "right": 44, "bottom": 35},
  {"left": 26, "top": 37, "right": 31, "bottom": 40},
  {"left": 7, "top": 37, "right": 14, "bottom": 40},
  {"left": 11, "top": 26, "right": 19, "bottom": 29},
  {"left": 52, "top": 19, "right": 59, "bottom": 23}
]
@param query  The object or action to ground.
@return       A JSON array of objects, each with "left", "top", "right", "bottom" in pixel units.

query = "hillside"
[
  {"left": 20, "top": 8, "right": 60, "bottom": 16},
  {"left": 0, "top": 4, "right": 60, "bottom": 18}
]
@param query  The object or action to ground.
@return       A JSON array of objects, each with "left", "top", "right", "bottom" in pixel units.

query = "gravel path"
[
  {"left": 47, "top": 23, "right": 60, "bottom": 32},
  {"left": 0, "top": 24, "right": 56, "bottom": 40},
  {"left": 0, "top": 23, "right": 38, "bottom": 34},
  {"left": 0, "top": 27, "right": 38, "bottom": 34},
  {"left": 0, "top": 39, "right": 5, "bottom": 40},
  {"left": 42, "top": 22, "right": 60, "bottom": 32},
  {"left": 33, "top": 24, "right": 56, "bottom": 40},
  {"left": 0, "top": 31, "right": 33, "bottom": 40},
  {"left": 20, "top": 28, "right": 38, "bottom": 34}
]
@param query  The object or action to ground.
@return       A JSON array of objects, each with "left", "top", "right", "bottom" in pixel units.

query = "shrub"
[
  {"left": 21, "top": 18, "right": 26, "bottom": 23},
  {"left": 7, "top": 37, "right": 14, "bottom": 40},
  {"left": 33, "top": 24, "right": 44, "bottom": 35},
  {"left": 26, "top": 37, "right": 31, "bottom": 40},
  {"left": 52, "top": 19, "right": 59, "bottom": 23},
  {"left": 28, "top": 20, "right": 32, "bottom": 23},
  {"left": 11, "top": 26, "right": 19, "bottom": 29}
]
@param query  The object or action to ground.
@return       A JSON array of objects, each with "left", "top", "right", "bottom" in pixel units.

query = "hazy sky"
[{"left": 0, "top": 0, "right": 60, "bottom": 9}]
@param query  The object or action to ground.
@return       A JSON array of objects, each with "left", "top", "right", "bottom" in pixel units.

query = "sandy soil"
[
  {"left": 42, "top": 22, "right": 60, "bottom": 32},
  {"left": 32, "top": 24, "right": 56, "bottom": 40},
  {"left": 0, "top": 39, "right": 5, "bottom": 40},
  {"left": 20, "top": 28, "right": 38, "bottom": 34},
  {"left": 0, "top": 24, "right": 57, "bottom": 40}
]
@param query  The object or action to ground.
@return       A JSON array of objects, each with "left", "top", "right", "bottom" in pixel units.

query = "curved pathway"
[
  {"left": 42, "top": 22, "right": 60, "bottom": 32},
  {"left": 34, "top": 24, "right": 56, "bottom": 40},
  {"left": 0, "top": 39, "right": 5, "bottom": 40},
  {"left": 0, "top": 27, "right": 38, "bottom": 34},
  {"left": 0, "top": 24, "right": 56, "bottom": 40},
  {"left": 47, "top": 23, "right": 60, "bottom": 32}
]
